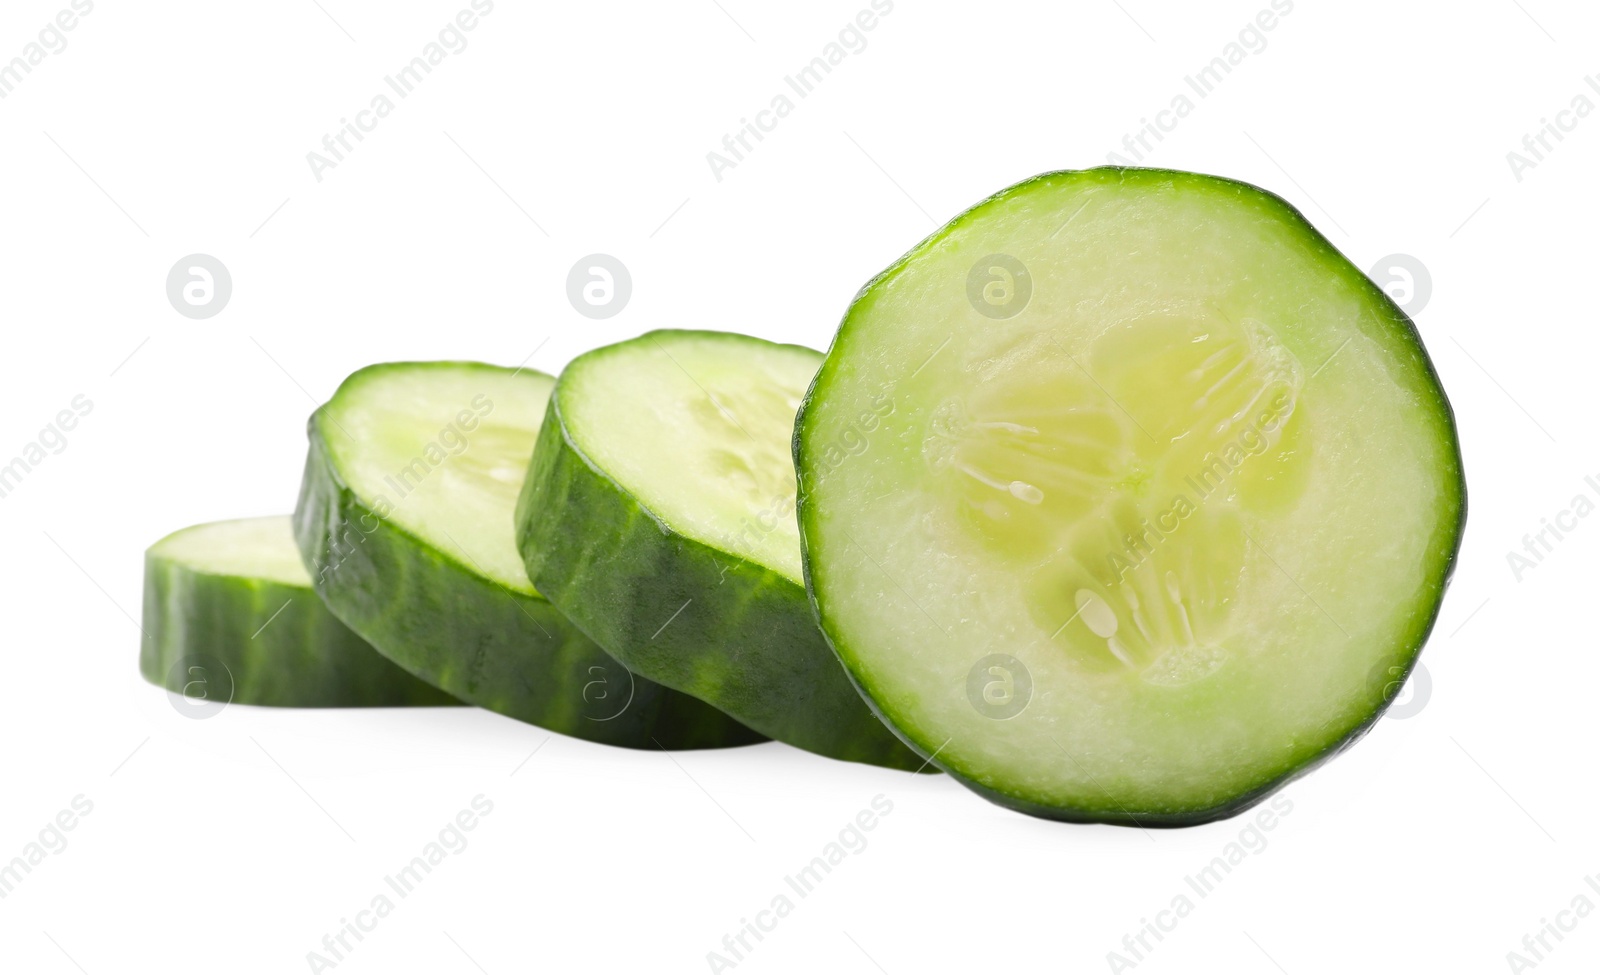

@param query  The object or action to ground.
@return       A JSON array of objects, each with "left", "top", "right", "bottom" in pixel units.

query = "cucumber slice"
[
  {"left": 141, "top": 516, "right": 458, "bottom": 707},
  {"left": 515, "top": 331, "right": 925, "bottom": 770},
  {"left": 294, "top": 361, "right": 763, "bottom": 750},
  {"left": 795, "top": 168, "right": 1466, "bottom": 824}
]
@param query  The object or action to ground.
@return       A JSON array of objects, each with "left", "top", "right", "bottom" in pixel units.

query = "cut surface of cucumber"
[
  {"left": 141, "top": 516, "right": 458, "bottom": 708},
  {"left": 795, "top": 168, "right": 1465, "bottom": 824},
  {"left": 294, "top": 361, "right": 763, "bottom": 750},
  {"left": 516, "top": 331, "right": 925, "bottom": 770}
]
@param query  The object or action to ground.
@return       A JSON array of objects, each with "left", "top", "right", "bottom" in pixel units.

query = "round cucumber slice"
[
  {"left": 515, "top": 330, "right": 925, "bottom": 771},
  {"left": 795, "top": 168, "right": 1466, "bottom": 824},
  {"left": 141, "top": 516, "right": 458, "bottom": 708},
  {"left": 294, "top": 361, "right": 763, "bottom": 750}
]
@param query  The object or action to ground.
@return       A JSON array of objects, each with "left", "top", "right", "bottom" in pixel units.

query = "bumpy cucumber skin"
[
  {"left": 141, "top": 548, "right": 459, "bottom": 708},
  {"left": 293, "top": 363, "right": 765, "bottom": 750},
  {"left": 514, "top": 331, "right": 927, "bottom": 772},
  {"left": 794, "top": 167, "right": 1468, "bottom": 825}
]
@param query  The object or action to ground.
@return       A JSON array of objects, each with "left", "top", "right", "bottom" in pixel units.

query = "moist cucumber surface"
[
  {"left": 795, "top": 167, "right": 1465, "bottom": 824},
  {"left": 294, "top": 361, "right": 763, "bottom": 750},
  {"left": 516, "top": 330, "right": 925, "bottom": 770},
  {"left": 141, "top": 516, "right": 457, "bottom": 707}
]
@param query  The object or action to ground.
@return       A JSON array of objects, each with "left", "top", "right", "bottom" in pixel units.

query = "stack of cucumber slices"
[{"left": 140, "top": 167, "right": 1464, "bottom": 826}]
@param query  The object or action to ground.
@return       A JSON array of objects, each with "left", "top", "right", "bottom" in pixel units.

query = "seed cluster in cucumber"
[
  {"left": 134, "top": 165, "right": 1461, "bottom": 826},
  {"left": 794, "top": 167, "right": 1465, "bottom": 825}
]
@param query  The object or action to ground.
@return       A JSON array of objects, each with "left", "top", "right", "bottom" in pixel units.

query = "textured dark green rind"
[
  {"left": 140, "top": 540, "right": 459, "bottom": 707},
  {"left": 794, "top": 167, "right": 1468, "bottom": 825},
  {"left": 293, "top": 363, "right": 765, "bottom": 750},
  {"left": 515, "top": 331, "right": 927, "bottom": 771}
]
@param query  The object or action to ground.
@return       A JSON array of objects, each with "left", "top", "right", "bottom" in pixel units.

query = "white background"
[{"left": 0, "top": 0, "right": 1591, "bottom": 972}]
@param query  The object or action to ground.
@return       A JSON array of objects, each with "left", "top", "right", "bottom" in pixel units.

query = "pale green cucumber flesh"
[
  {"left": 795, "top": 168, "right": 1466, "bottom": 823},
  {"left": 295, "top": 360, "right": 763, "bottom": 750},
  {"left": 517, "top": 330, "right": 926, "bottom": 770},
  {"left": 140, "top": 516, "right": 457, "bottom": 707}
]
